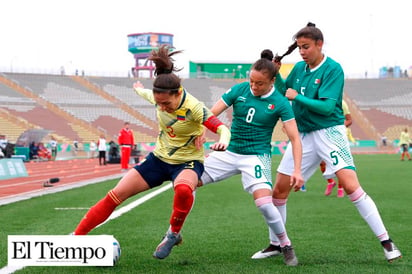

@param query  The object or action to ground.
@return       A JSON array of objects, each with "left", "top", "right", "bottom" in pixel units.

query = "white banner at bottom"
[{"left": 8, "top": 235, "right": 115, "bottom": 266}]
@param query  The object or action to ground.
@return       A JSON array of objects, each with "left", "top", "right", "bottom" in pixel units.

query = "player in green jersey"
[
  {"left": 199, "top": 55, "right": 304, "bottom": 266},
  {"left": 252, "top": 23, "right": 402, "bottom": 263}
]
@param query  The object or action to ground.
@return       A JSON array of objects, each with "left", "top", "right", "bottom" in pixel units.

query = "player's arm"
[
  {"left": 283, "top": 119, "right": 304, "bottom": 192},
  {"left": 133, "top": 81, "right": 156, "bottom": 104},
  {"left": 286, "top": 88, "right": 336, "bottom": 116},
  {"left": 210, "top": 99, "right": 228, "bottom": 116},
  {"left": 194, "top": 99, "right": 229, "bottom": 150},
  {"left": 274, "top": 73, "right": 287, "bottom": 95},
  {"left": 203, "top": 112, "right": 230, "bottom": 151}
]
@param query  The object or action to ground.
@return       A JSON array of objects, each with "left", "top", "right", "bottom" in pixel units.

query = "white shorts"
[
  {"left": 277, "top": 125, "right": 355, "bottom": 182},
  {"left": 202, "top": 150, "right": 272, "bottom": 194}
]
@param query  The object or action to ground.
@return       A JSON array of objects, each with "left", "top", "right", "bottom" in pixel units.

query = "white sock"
[
  {"left": 350, "top": 187, "right": 389, "bottom": 241},
  {"left": 267, "top": 198, "right": 288, "bottom": 244},
  {"left": 256, "top": 197, "right": 290, "bottom": 247}
]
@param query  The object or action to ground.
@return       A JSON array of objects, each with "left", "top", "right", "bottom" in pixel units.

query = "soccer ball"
[{"left": 113, "top": 237, "right": 121, "bottom": 266}]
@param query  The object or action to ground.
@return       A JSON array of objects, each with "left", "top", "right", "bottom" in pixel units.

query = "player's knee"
[
  {"left": 174, "top": 183, "right": 193, "bottom": 199},
  {"left": 254, "top": 196, "right": 272, "bottom": 207}
]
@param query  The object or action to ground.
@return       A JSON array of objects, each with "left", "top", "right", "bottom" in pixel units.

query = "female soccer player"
[
  {"left": 399, "top": 127, "right": 411, "bottom": 161},
  {"left": 199, "top": 54, "right": 304, "bottom": 266},
  {"left": 252, "top": 23, "right": 402, "bottom": 263},
  {"left": 72, "top": 45, "right": 231, "bottom": 260}
]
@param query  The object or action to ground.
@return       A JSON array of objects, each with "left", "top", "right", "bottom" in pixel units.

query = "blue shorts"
[{"left": 134, "top": 152, "right": 204, "bottom": 188}]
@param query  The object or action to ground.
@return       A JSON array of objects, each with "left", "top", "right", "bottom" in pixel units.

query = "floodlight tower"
[{"left": 127, "top": 32, "right": 174, "bottom": 78}]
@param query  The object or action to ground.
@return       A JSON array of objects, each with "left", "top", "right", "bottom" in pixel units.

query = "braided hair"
[{"left": 274, "top": 22, "right": 317, "bottom": 62}]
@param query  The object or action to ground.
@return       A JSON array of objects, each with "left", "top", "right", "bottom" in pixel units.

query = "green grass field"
[{"left": 0, "top": 154, "right": 410, "bottom": 273}]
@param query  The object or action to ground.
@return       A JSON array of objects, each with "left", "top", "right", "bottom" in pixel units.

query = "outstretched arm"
[
  {"left": 194, "top": 99, "right": 230, "bottom": 150},
  {"left": 133, "top": 81, "right": 156, "bottom": 104}
]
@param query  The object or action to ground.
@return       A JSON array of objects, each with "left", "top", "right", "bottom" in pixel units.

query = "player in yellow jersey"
[
  {"left": 72, "top": 45, "right": 231, "bottom": 260},
  {"left": 399, "top": 127, "right": 411, "bottom": 161}
]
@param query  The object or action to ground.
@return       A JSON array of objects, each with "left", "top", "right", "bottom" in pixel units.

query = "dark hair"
[
  {"left": 149, "top": 45, "right": 183, "bottom": 94},
  {"left": 274, "top": 22, "right": 319, "bottom": 62},
  {"left": 251, "top": 58, "right": 278, "bottom": 79},
  {"left": 294, "top": 22, "right": 323, "bottom": 42},
  {"left": 260, "top": 49, "right": 274, "bottom": 61}
]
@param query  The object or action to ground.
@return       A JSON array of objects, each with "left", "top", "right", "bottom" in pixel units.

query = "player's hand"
[
  {"left": 209, "top": 142, "right": 228, "bottom": 151},
  {"left": 285, "top": 88, "right": 298, "bottom": 101},
  {"left": 194, "top": 132, "right": 206, "bottom": 150},
  {"left": 290, "top": 171, "right": 304, "bottom": 192},
  {"left": 133, "top": 81, "right": 144, "bottom": 90}
]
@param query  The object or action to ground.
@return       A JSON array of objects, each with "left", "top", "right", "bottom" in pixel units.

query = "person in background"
[
  {"left": 118, "top": 122, "right": 134, "bottom": 171},
  {"left": 253, "top": 23, "right": 402, "bottom": 263},
  {"left": 38, "top": 142, "right": 51, "bottom": 161},
  {"left": 108, "top": 140, "right": 119, "bottom": 162},
  {"left": 72, "top": 45, "right": 231, "bottom": 261},
  {"left": 29, "top": 141, "right": 39, "bottom": 160},
  {"left": 0, "top": 135, "right": 8, "bottom": 157},
  {"left": 89, "top": 140, "right": 97, "bottom": 159},
  {"left": 399, "top": 127, "right": 411, "bottom": 161},
  {"left": 381, "top": 135, "right": 387, "bottom": 146},
  {"left": 73, "top": 139, "right": 79, "bottom": 156},
  {"left": 49, "top": 137, "right": 58, "bottom": 161},
  {"left": 98, "top": 135, "right": 107, "bottom": 165}
]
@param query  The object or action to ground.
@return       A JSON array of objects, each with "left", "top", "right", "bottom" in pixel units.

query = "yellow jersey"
[{"left": 135, "top": 87, "right": 213, "bottom": 164}]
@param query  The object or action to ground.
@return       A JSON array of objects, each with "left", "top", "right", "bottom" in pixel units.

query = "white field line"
[{"left": 0, "top": 182, "right": 173, "bottom": 274}]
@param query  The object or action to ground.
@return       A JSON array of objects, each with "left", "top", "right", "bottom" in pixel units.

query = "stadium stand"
[
  {"left": 345, "top": 78, "right": 412, "bottom": 143},
  {"left": 1, "top": 73, "right": 411, "bottom": 153}
]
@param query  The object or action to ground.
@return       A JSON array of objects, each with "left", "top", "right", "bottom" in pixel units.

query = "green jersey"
[
  {"left": 276, "top": 57, "right": 345, "bottom": 133},
  {"left": 221, "top": 81, "right": 295, "bottom": 155}
]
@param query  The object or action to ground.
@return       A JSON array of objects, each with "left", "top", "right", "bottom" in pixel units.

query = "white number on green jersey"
[{"left": 246, "top": 108, "right": 256, "bottom": 123}]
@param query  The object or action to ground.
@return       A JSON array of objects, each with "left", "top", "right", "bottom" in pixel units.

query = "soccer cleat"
[
  {"left": 324, "top": 182, "right": 336, "bottom": 196},
  {"left": 381, "top": 239, "right": 402, "bottom": 263},
  {"left": 300, "top": 184, "right": 307, "bottom": 192},
  {"left": 153, "top": 231, "right": 182, "bottom": 259},
  {"left": 251, "top": 244, "right": 282, "bottom": 259},
  {"left": 337, "top": 188, "right": 344, "bottom": 198},
  {"left": 281, "top": 245, "right": 298, "bottom": 266}
]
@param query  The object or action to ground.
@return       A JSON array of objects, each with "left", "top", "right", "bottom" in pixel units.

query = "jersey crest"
[{"left": 175, "top": 109, "right": 187, "bottom": 121}]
